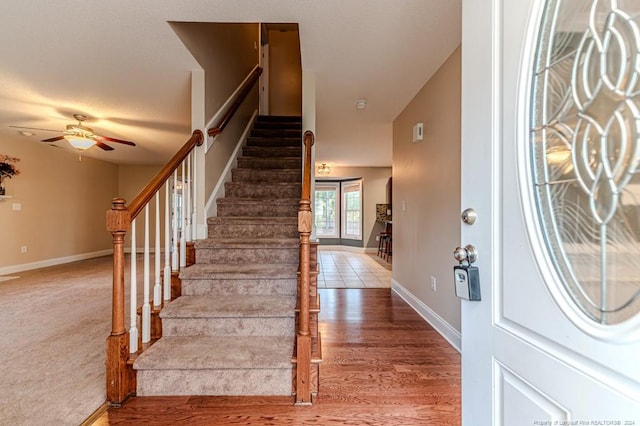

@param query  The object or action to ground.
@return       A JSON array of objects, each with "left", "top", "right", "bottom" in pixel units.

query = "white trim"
[
  {"left": 196, "top": 223, "right": 208, "bottom": 240},
  {"left": 0, "top": 249, "right": 113, "bottom": 275},
  {"left": 318, "top": 245, "right": 376, "bottom": 254},
  {"left": 392, "top": 278, "right": 462, "bottom": 353},
  {"left": 205, "top": 110, "right": 258, "bottom": 218},
  {"left": 205, "top": 64, "right": 261, "bottom": 153}
]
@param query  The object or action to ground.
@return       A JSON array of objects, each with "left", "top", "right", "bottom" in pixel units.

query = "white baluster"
[
  {"left": 154, "top": 194, "right": 161, "bottom": 307},
  {"left": 172, "top": 172, "right": 179, "bottom": 271},
  {"left": 142, "top": 205, "right": 151, "bottom": 344},
  {"left": 186, "top": 152, "right": 192, "bottom": 243},
  {"left": 129, "top": 220, "right": 138, "bottom": 354},
  {"left": 180, "top": 161, "right": 187, "bottom": 268},
  {"left": 164, "top": 181, "right": 171, "bottom": 302},
  {"left": 191, "top": 150, "right": 198, "bottom": 241}
]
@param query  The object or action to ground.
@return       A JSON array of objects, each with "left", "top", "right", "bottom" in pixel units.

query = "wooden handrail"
[
  {"left": 128, "top": 130, "right": 204, "bottom": 220},
  {"left": 208, "top": 67, "right": 263, "bottom": 137},
  {"left": 296, "top": 130, "right": 314, "bottom": 405}
]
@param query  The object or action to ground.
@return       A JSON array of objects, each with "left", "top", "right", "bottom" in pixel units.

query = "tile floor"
[{"left": 317, "top": 249, "right": 392, "bottom": 288}]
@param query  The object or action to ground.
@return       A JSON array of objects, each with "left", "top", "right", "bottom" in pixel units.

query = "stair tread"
[
  {"left": 161, "top": 295, "right": 296, "bottom": 319},
  {"left": 238, "top": 156, "right": 302, "bottom": 160},
  {"left": 134, "top": 336, "right": 294, "bottom": 370},
  {"left": 180, "top": 263, "right": 298, "bottom": 280},
  {"left": 196, "top": 237, "right": 299, "bottom": 248},
  {"left": 217, "top": 198, "right": 300, "bottom": 204},
  {"left": 207, "top": 216, "right": 297, "bottom": 224},
  {"left": 233, "top": 168, "right": 301, "bottom": 172}
]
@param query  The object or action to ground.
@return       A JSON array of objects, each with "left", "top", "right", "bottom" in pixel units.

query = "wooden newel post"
[
  {"left": 105, "top": 198, "right": 135, "bottom": 404},
  {"left": 296, "top": 131, "right": 314, "bottom": 405}
]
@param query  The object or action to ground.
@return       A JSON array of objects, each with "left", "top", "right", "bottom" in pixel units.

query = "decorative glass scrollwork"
[{"left": 531, "top": 0, "right": 640, "bottom": 325}]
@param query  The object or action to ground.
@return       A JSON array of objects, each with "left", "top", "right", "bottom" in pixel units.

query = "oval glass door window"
[{"left": 530, "top": 0, "right": 640, "bottom": 326}]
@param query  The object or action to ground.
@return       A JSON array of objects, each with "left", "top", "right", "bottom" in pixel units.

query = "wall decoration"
[{"left": 0, "top": 154, "right": 21, "bottom": 195}]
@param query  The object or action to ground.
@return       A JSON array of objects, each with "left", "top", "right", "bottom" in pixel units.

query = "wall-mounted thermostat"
[{"left": 412, "top": 123, "right": 424, "bottom": 143}]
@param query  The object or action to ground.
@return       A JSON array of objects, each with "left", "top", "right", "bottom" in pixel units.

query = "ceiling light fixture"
[
  {"left": 317, "top": 163, "right": 331, "bottom": 176},
  {"left": 17, "top": 130, "right": 34, "bottom": 137},
  {"left": 355, "top": 99, "right": 367, "bottom": 110},
  {"left": 64, "top": 135, "right": 96, "bottom": 150}
]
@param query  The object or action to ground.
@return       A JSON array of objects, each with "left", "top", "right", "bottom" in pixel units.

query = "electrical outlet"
[
  {"left": 20, "top": 246, "right": 27, "bottom": 254},
  {"left": 430, "top": 276, "right": 437, "bottom": 292},
  {"left": 375, "top": 235, "right": 380, "bottom": 242}
]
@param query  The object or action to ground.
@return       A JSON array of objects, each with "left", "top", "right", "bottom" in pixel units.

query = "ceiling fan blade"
[
  {"left": 97, "top": 136, "right": 136, "bottom": 146},
  {"left": 41, "top": 135, "right": 65, "bottom": 142},
  {"left": 95, "top": 141, "right": 114, "bottom": 151},
  {"left": 10, "top": 125, "right": 61, "bottom": 132}
]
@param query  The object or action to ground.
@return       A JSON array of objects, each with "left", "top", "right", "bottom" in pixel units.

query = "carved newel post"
[
  {"left": 105, "top": 198, "right": 135, "bottom": 404},
  {"left": 296, "top": 131, "right": 314, "bottom": 405}
]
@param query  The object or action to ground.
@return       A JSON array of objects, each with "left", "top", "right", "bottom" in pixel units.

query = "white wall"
[{"left": 392, "top": 46, "right": 462, "bottom": 344}]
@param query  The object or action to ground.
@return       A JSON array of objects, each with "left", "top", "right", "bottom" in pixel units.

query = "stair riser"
[
  {"left": 137, "top": 369, "right": 292, "bottom": 396},
  {"left": 182, "top": 278, "right": 297, "bottom": 296},
  {"left": 252, "top": 122, "right": 302, "bottom": 131},
  {"left": 232, "top": 169, "right": 301, "bottom": 183},
  {"left": 224, "top": 183, "right": 301, "bottom": 199},
  {"left": 163, "top": 317, "right": 294, "bottom": 337},
  {"left": 237, "top": 157, "right": 301, "bottom": 170},
  {"left": 242, "top": 147, "right": 302, "bottom": 157},
  {"left": 251, "top": 129, "right": 301, "bottom": 138},
  {"left": 208, "top": 223, "right": 299, "bottom": 238},
  {"left": 217, "top": 202, "right": 299, "bottom": 217},
  {"left": 256, "top": 115, "right": 301, "bottom": 123},
  {"left": 245, "top": 138, "right": 301, "bottom": 148},
  {"left": 196, "top": 248, "right": 299, "bottom": 264}
]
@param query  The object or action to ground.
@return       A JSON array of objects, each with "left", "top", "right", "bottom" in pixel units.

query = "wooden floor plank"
[{"left": 94, "top": 288, "right": 461, "bottom": 425}]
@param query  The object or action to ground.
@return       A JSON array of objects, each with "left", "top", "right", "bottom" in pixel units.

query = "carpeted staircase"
[{"left": 133, "top": 115, "right": 303, "bottom": 396}]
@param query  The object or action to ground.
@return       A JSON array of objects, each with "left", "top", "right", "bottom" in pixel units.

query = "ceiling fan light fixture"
[{"left": 64, "top": 135, "right": 96, "bottom": 150}]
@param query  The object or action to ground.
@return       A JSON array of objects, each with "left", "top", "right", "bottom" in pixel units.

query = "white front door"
[{"left": 461, "top": 0, "right": 640, "bottom": 424}]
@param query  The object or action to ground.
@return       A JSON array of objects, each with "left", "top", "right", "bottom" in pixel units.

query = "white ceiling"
[{"left": 0, "top": 1, "right": 461, "bottom": 167}]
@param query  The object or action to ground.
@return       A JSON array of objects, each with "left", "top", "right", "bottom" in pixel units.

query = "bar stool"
[
  {"left": 384, "top": 236, "right": 392, "bottom": 262},
  {"left": 377, "top": 232, "right": 389, "bottom": 258}
]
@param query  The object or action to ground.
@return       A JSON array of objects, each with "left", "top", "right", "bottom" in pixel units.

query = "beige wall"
[
  {"left": 0, "top": 136, "right": 171, "bottom": 272},
  {"left": 171, "top": 23, "right": 259, "bottom": 122},
  {"left": 392, "top": 46, "right": 461, "bottom": 332},
  {"left": 317, "top": 166, "right": 392, "bottom": 249},
  {"left": 0, "top": 139, "right": 118, "bottom": 270},
  {"left": 205, "top": 85, "right": 258, "bottom": 199},
  {"left": 118, "top": 165, "right": 163, "bottom": 248},
  {"left": 269, "top": 30, "right": 302, "bottom": 116}
]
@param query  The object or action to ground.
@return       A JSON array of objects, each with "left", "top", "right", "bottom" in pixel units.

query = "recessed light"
[
  {"left": 17, "top": 130, "right": 34, "bottom": 137},
  {"left": 355, "top": 99, "right": 367, "bottom": 110}
]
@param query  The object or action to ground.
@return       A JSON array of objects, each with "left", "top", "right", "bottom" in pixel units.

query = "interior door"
[{"left": 461, "top": 0, "right": 640, "bottom": 424}]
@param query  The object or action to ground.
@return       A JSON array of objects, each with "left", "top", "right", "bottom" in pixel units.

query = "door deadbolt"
[{"left": 461, "top": 208, "right": 477, "bottom": 225}]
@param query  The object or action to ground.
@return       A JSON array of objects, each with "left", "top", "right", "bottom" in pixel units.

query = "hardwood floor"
[{"left": 93, "top": 289, "right": 461, "bottom": 425}]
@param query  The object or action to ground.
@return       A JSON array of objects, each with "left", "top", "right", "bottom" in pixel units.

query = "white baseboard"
[
  {"left": 0, "top": 249, "right": 113, "bottom": 275},
  {"left": 318, "top": 245, "right": 377, "bottom": 254},
  {"left": 392, "top": 278, "right": 461, "bottom": 353},
  {"left": 196, "top": 224, "right": 208, "bottom": 240}
]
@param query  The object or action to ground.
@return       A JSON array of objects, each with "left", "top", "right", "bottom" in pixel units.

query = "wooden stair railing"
[
  {"left": 208, "top": 67, "right": 262, "bottom": 138},
  {"left": 295, "top": 130, "right": 315, "bottom": 405},
  {"left": 105, "top": 64, "right": 263, "bottom": 407},
  {"left": 106, "top": 129, "right": 203, "bottom": 405}
]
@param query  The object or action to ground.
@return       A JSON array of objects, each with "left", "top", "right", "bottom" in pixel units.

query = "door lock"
[
  {"left": 453, "top": 244, "right": 477, "bottom": 264},
  {"left": 453, "top": 244, "right": 481, "bottom": 301}
]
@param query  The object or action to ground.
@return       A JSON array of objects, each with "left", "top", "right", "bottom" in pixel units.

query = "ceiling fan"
[{"left": 11, "top": 114, "right": 136, "bottom": 151}]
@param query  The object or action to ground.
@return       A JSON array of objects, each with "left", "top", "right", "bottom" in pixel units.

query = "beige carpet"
[
  {"left": 0, "top": 256, "right": 130, "bottom": 426},
  {"left": 0, "top": 250, "right": 390, "bottom": 425}
]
